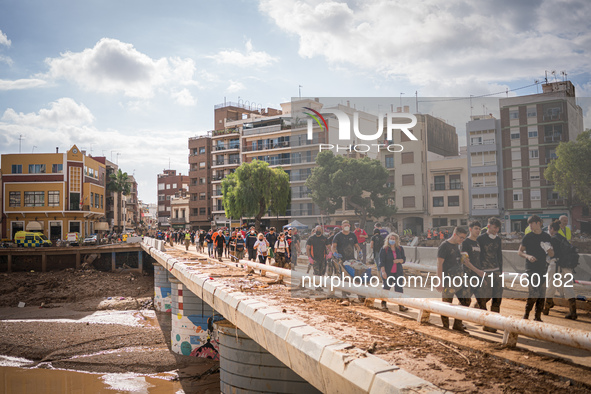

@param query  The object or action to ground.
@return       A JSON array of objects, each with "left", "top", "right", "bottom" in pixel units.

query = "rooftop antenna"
[
  {"left": 560, "top": 71, "right": 567, "bottom": 81},
  {"left": 18, "top": 134, "right": 24, "bottom": 153},
  {"left": 32, "top": 145, "right": 37, "bottom": 153},
  {"left": 470, "top": 95, "right": 473, "bottom": 117},
  {"left": 534, "top": 79, "right": 539, "bottom": 93},
  {"left": 552, "top": 70, "right": 557, "bottom": 82}
]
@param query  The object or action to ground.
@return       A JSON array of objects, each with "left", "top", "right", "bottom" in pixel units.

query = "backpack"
[{"left": 555, "top": 235, "right": 579, "bottom": 269}]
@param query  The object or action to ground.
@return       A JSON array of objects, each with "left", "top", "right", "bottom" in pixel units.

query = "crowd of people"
[{"left": 156, "top": 213, "right": 579, "bottom": 334}]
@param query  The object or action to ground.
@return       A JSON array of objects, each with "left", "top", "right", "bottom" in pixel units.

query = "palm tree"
[{"left": 108, "top": 169, "right": 131, "bottom": 232}]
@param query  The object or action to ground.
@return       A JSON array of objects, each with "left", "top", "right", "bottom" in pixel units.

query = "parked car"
[
  {"left": 83, "top": 234, "right": 98, "bottom": 245},
  {"left": 66, "top": 232, "right": 81, "bottom": 246},
  {"left": 14, "top": 231, "right": 52, "bottom": 247}
]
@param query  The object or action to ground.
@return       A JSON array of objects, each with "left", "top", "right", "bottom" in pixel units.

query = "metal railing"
[{"left": 430, "top": 182, "right": 463, "bottom": 191}]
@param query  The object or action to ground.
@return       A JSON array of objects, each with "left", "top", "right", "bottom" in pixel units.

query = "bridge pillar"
[
  {"left": 153, "top": 263, "right": 172, "bottom": 312},
  {"left": 169, "top": 278, "right": 221, "bottom": 359},
  {"left": 215, "top": 320, "right": 321, "bottom": 394}
]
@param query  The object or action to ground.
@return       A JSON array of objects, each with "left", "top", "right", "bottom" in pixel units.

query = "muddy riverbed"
[{"left": 0, "top": 270, "right": 219, "bottom": 393}]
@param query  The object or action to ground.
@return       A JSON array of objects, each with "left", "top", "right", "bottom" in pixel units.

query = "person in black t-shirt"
[
  {"left": 518, "top": 215, "right": 554, "bottom": 322},
  {"left": 369, "top": 229, "right": 383, "bottom": 266},
  {"left": 461, "top": 221, "right": 485, "bottom": 301},
  {"left": 331, "top": 220, "right": 360, "bottom": 262},
  {"left": 245, "top": 227, "right": 258, "bottom": 261},
  {"left": 437, "top": 227, "right": 471, "bottom": 332},
  {"left": 265, "top": 227, "right": 278, "bottom": 265},
  {"left": 307, "top": 226, "right": 328, "bottom": 276},
  {"left": 474, "top": 217, "right": 503, "bottom": 331}
]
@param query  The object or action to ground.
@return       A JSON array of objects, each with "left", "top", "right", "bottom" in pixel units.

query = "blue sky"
[{"left": 1, "top": 0, "right": 590, "bottom": 204}]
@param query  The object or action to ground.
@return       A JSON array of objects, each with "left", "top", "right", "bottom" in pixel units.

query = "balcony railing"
[
  {"left": 544, "top": 134, "right": 563, "bottom": 143},
  {"left": 213, "top": 160, "right": 225, "bottom": 166},
  {"left": 170, "top": 218, "right": 187, "bottom": 224},
  {"left": 213, "top": 189, "right": 222, "bottom": 196},
  {"left": 472, "top": 203, "right": 498, "bottom": 210},
  {"left": 430, "top": 182, "right": 463, "bottom": 191}
]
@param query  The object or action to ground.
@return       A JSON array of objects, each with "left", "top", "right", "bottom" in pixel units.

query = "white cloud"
[
  {"left": 209, "top": 39, "right": 278, "bottom": 67},
  {"left": 0, "top": 78, "right": 46, "bottom": 90},
  {"left": 171, "top": 88, "right": 196, "bottom": 106},
  {"left": 44, "top": 38, "right": 199, "bottom": 100},
  {"left": 0, "top": 30, "right": 10, "bottom": 47},
  {"left": 259, "top": 0, "right": 591, "bottom": 90},
  {"left": 226, "top": 80, "right": 246, "bottom": 93},
  {"left": 1, "top": 98, "right": 94, "bottom": 127}
]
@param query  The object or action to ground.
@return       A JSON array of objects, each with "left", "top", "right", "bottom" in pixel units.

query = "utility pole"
[{"left": 18, "top": 134, "right": 24, "bottom": 153}]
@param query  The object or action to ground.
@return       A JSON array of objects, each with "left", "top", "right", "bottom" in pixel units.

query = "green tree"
[
  {"left": 545, "top": 129, "right": 591, "bottom": 207},
  {"left": 306, "top": 151, "right": 396, "bottom": 230},
  {"left": 108, "top": 169, "right": 131, "bottom": 231},
  {"left": 221, "top": 160, "right": 290, "bottom": 231}
]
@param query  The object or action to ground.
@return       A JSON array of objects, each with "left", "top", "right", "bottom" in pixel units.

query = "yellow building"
[{"left": 1, "top": 145, "right": 107, "bottom": 242}]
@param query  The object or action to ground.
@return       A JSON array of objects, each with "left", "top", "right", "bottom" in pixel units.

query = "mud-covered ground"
[
  {"left": 167, "top": 246, "right": 591, "bottom": 394},
  {"left": 0, "top": 269, "right": 219, "bottom": 393}
]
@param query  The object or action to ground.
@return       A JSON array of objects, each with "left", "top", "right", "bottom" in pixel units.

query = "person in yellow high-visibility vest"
[
  {"left": 184, "top": 231, "right": 191, "bottom": 251},
  {"left": 558, "top": 215, "right": 572, "bottom": 241}
]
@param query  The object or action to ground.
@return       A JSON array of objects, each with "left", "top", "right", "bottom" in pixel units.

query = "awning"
[
  {"left": 26, "top": 221, "right": 43, "bottom": 231},
  {"left": 95, "top": 222, "right": 109, "bottom": 231}
]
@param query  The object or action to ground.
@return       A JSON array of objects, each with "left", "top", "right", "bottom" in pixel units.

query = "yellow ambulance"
[{"left": 14, "top": 231, "right": 52, "bottom": 247}]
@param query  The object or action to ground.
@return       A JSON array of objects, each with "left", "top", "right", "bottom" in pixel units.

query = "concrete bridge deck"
[{"left": 143, "top": 239, "right": 591, "bottom": 392}]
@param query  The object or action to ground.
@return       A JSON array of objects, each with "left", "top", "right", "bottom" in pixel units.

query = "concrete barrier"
[{"left": 216, "top": 319, "right": 321, "bottom": 394}]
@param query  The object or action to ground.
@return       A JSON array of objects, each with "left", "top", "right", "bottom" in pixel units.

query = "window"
[
  {"left": 460, "top": 219, "right": 468, "bottom": 225},
  {"left": 470, "top": 136, "right": 482, "bottom": 145},
  {"left": 433, "top": 218, "right": 448, "bottom": 227},
  {"left": 385, "top": 155, "right": 394, "bottom": 168},
  {"left": 48, "top": 191, "right": 59, "bottom": 207},
  {"left": 403, "top": 196, "right": 415, "bottom": 208},
  {"left": 513, "top": 192, "right": 523, "bottom": 202},
  {"left": 401, "top": 130, "right": 415, "bottom": 142},
  {"left": 200, "top": 162, "right": 206, "bottom": 168},
  {"left": 9, "top": 191, "right": 21, "bottom": 207},
  {"left": 402, "top": 174, "right": 415, "bottom": 186},
  {"left": 511, "top": 150, "right": 521, "bottom": 161},
  {"left": 449, "top": 174, "right": 461, "bottom": 190},
  {"left": 528, "top": 130, "right": 538, "bottom": 138},
  {"left": 52, "top": 164, "right": 63, "bottom": 173},
  {"left": 401, "top": 152, "right": 414, "bottom": 164},
  {"left": 433, "top": 197, "right": 444, "bottom": 207},
  {"left": 199, "top": 177, "right": 206, "bottom": 184},
  {"left": 158, "top": 194, "right": 165, "bottom": 201},
  {"left": 527, "top": 108, "right": 537, "bottom": 118},
  {"left": 24, "top": 191, "right": 45, "bottom": 207},
  {"left": 529, "top": 149, "right": 539, "bottom": 159},
  {"left": 199, "top": 147, "right": 206, "bottom": 154},
  {"left": 434, "top": 175, "right": 445, "bottom": 190},
  {"left": 530, "top": 173, "right": 540, "bottom": 181},
  {"left": 199, "top": 193, "right": 206, "bottom": 200},
  {"left": 95, "top": 193, "right": 100, "bottom": 208},
  {"left": 11, "top": 164, "right": 22, "bottom": 174},
  {"left": 172, "top": 183, "right": 177, "bottom": 189},
  {"left": 166, "top": 195, "right": 171, "bottom": 200},
  {"left": 101, "top": 195, "right": 103, "bottom": 209},
  {"left": 509, "top": 109, "right": 519, "bottom": 119},
  {"left": 158, "top": 183, "right": 165, "bottom": 190},
  {"left": 29, "top": 164, "right": 46, "bottom": 174},
  {"left": 510, "top": 132, "right": 520, "bottom": 139},
  {"left": 199, "top": 207, "right": 206, "bottom": 215},
  {"left": 450, "top": 219, "right": 457, "bottom": 226},
  {"left": 166, "top": 184, "right": 171, "bottom": 190},
  {"left": 531, "top": 190, "right": 541, "bottom": 200},
  {"left": 91, "top": 192, "right": 94, "bottom": 208},
  {"left": 448, "top": 196, "right": 460, "bottom": 207}
]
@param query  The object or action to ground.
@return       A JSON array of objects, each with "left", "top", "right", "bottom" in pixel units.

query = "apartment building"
[
  {"left": 1, "top": 145, "right": 106, "bottom": 241},
  {"left": 170, "top": 191, "right": 190, "bottom": 230},
  {"left": 157, "top": 169, "right": 188, "bottom": 228},
  {"left": 499, "top": 80, "right": 583, "bottom": 231},
  {"left": 379, "top": 112, "right": 459, "bottom": 235},
  {"left": 427, "top": 148, "right": 469, "bottom": 229},
  {"left": 466, "top": 115, "right": 504, "bottom": 226},
  {"left": 123, "top": 175, "right": 139, "bottom": 232},
  {"left": 188, "top": 134, "right": 213, "bottom": 229}
]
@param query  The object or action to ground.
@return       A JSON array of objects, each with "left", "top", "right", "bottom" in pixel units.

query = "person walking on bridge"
[{"left": 184, "top": 231, "right": 191, "bottom": 251}]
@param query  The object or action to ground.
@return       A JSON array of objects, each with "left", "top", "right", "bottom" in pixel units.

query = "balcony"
[
  {"left": 430, "top": 182, "right": 463, "bottom": 191},
  {"left": 243, "top": 141, "right": 290, "bottom": 152},
  {"left": 544, "top": 134, "right": 563, "bottom": 143},
  {"left": 213, "top": 189, "right": 222, "bottom": 196},
  {"left": 547, "top": 199, "right": 565, "bottom": 206},
  {"left": 212, "top": 128, "right": 240, "bottom": 137},
  {"left": 215, "top": 144, "right": 240, "bottom": 151},
  {"left": 243, "top": 124, "right": 285, "bottom": 137},
  {"left": 170, "top": 217, "right": 187, "bottom": 225}
]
